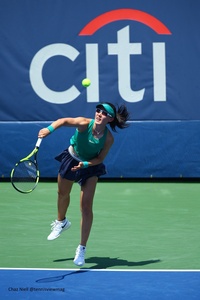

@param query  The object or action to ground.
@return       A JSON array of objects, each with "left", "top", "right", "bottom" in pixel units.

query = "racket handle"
[{"left": 35, "top": 138, "right": 43, "bottom": 148}]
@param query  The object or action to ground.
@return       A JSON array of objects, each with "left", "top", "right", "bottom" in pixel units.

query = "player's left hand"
[{"left": 71, "top": 162, "right": 84, "bottom": 171}]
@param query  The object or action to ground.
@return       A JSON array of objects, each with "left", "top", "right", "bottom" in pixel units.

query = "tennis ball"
[{"left": 82, "top": 78, "right": 91, "bottom": 87}]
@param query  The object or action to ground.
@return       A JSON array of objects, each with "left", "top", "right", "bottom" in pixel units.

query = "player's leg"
[
  {"left": 74, "top": 176, "right": 98, "bottom": 266},
  {"left": 47, "top": 174, "right": 74, "bottom": 241},
  {"left": 57, "top": 174, "right": 74, "bottom": 221},
  {"left": 80, "top": 176, "right": 98, "bottom": 246}
]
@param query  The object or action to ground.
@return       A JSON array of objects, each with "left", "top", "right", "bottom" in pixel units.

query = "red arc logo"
[{"left": 79, "top": 9, "right": 171, "bottom": 36}]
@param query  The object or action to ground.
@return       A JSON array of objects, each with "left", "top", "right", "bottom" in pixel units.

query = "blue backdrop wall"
[{"left": 0, "top": 0, "right": 200, "bottom": 178}]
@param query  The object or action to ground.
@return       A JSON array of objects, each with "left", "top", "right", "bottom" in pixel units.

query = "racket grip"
[{"left": 36, "top": 138, "right": 43, "bottom": 148}]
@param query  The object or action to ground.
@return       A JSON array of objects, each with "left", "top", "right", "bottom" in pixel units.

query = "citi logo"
[{"left": 30, "top": 9, "right": 171, "bottom": 104}]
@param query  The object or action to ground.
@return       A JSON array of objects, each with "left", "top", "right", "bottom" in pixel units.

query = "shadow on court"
[
  {"left": 37, "top": 258, "right": 161, "bottom": 283},
  {"left": 36, "top": 270, "right": 88, "bottom": 283},
  {"left": 86, "top": 257, "right": 161, "bottom": 269},
  {"left": 53, "top": 257, "right": 161, "bottom": 269}
]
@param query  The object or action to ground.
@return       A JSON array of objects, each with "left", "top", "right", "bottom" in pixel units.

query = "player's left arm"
[
  {"left": 90, "top": 131, "right": 114, "bottom": 165},
  {"left": 71, "top": 130, "right": 114, "bottom": 171}
]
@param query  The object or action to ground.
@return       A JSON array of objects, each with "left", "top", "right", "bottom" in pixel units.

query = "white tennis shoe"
[
  {"left": 73, "top": 245, "right": 86, "bottom": 267},
  {"left": 47, "top": 218, "right": 71, "bottom": 240}
]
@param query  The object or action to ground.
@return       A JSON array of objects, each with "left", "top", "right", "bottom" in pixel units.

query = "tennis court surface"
[{"left": 1, "top": 181, "right": 200, "bottom": 299}]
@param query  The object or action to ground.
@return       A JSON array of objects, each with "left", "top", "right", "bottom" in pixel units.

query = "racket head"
[{"left": 11, "top": 159, "right": 39, "bottom": 193}]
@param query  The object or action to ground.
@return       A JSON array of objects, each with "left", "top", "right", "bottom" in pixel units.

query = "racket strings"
[{"left": 12, "top": 160, "right": 38, "bottom": 192}]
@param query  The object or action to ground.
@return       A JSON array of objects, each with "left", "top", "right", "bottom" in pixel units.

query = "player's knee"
[
  {"left": 81, "top": 201, "right": 93, "bottom": 216},
  {"left": 57, "top": 190, "right": 70, "bottom": 201}
]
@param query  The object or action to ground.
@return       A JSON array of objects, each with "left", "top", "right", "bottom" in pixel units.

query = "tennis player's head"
[
  {"left": 96, "top": 103, "right": 115, "bottom": 118},
  {"left": 96, "top": 102, "right": 130, "bottom": 132}
]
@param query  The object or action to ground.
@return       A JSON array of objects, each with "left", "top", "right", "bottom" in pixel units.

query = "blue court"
[{"left": 1, "top": 269, "right": 200, "bottom": 300}]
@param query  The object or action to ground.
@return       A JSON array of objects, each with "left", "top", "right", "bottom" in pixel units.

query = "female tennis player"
[{"left": 38, "top": 102, "right": 130, "bottom": 267}]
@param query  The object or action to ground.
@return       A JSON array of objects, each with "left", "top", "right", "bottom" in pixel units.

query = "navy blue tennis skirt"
[{"left": 55, "top": 149, "right": 106, "bottom": 186}]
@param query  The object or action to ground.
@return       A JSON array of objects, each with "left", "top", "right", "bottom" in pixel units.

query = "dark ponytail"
[{"left": 105, "top": 102, "right": 130, "bottom": 132}]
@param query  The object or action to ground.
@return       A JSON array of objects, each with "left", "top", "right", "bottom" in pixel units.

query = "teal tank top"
[{"left": 70, "top": 119, "right": 108, "bottom": 161}]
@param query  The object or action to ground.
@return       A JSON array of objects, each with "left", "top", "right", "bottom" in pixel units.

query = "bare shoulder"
[
  {"left": 61, "top": 117, "right": 91, "bottom": 127},
  {"left": 76, "top": 117, "right": 91, "bottom": 131},
  {"left": 75, "top": 117, "right": 91, "bottom": 125}
]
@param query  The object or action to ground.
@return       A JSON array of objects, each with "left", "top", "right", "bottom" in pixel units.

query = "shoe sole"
[
  {"left": 73, "top": 260, "right": 85, "bottom": 267},
  {"left": 47, "top": 222, "right": 71, "bottom": 241}
]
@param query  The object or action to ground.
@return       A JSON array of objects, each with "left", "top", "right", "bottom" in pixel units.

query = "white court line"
[{"left": 0, "top": 268, "right": 200, "bottom": 272}]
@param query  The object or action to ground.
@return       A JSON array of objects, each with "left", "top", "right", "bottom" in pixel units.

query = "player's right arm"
[{"left": 38, "top": 117, "right": 90, "bottom": 138}]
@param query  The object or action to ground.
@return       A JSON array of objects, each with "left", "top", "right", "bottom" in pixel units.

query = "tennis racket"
[{"left": 10, "top": 138, "right": 43, "bottom": 193}]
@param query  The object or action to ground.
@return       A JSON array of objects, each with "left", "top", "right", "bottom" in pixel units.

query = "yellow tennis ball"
[{"left": 82, "top": 78, "right": 91, "bottom": 87}]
